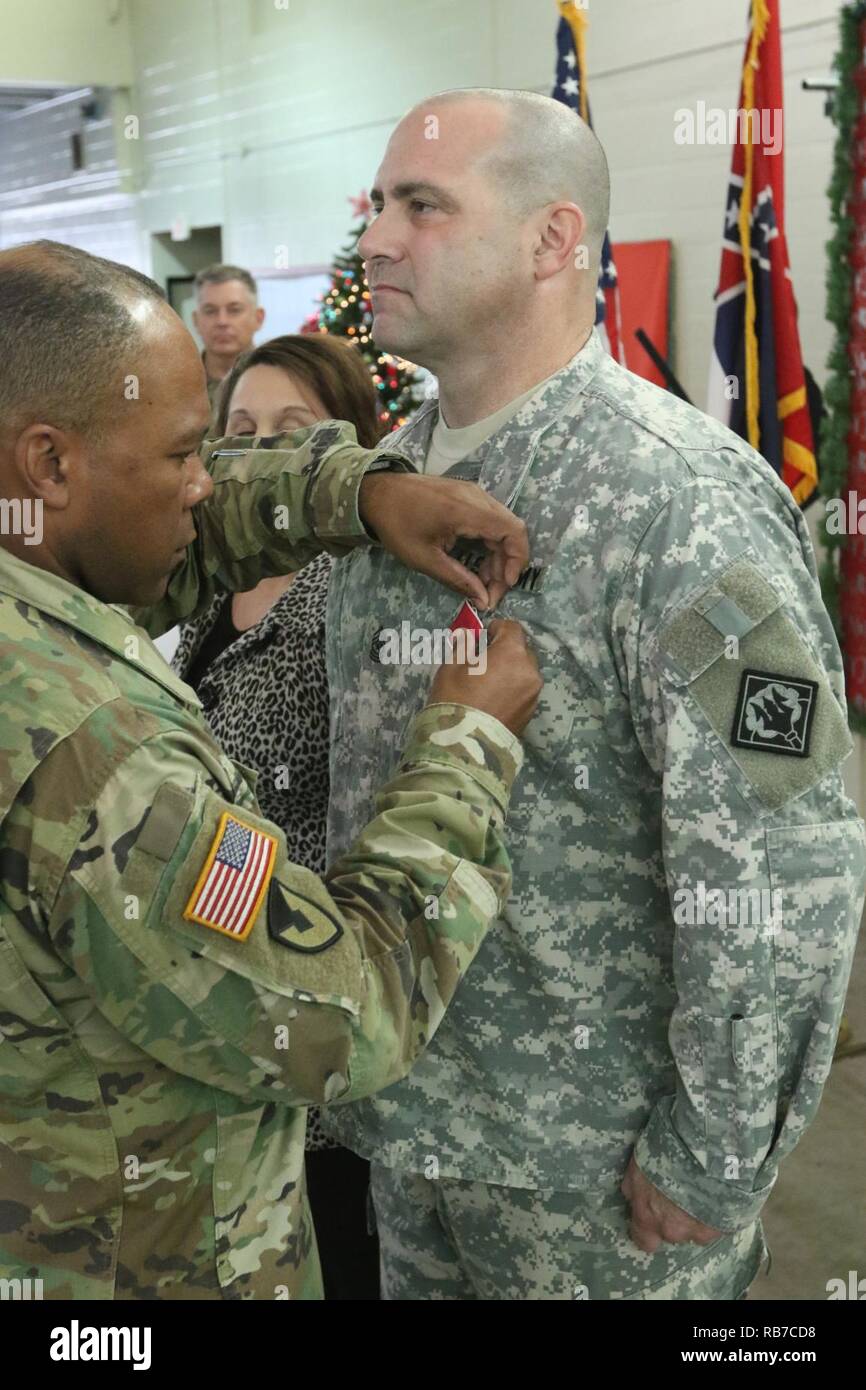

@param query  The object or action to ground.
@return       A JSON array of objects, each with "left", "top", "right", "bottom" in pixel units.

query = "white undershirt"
[{"left": 423, "top": 375, "right": 557, "bottom": 476}]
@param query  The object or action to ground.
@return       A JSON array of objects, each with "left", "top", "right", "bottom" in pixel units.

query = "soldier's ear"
[
  {"left": 533, "top": 201, "right": 586, "bottom": 282},
  {"left": 16, "top": 423, "right": 75, "bottom": 507}
]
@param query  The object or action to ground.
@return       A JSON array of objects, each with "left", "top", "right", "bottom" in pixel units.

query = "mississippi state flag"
[
  {"left": 707, "top": 0, "right": 817, "bottom": 504},
  {"left": 184, "top": 812, "right": 277, "bottom": 941},
  {"left": 553, "top": 0, "right": 624, "bottom": 364}
]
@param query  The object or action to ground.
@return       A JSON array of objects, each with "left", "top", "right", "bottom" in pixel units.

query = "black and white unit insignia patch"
[{"left": 731, "top": 670, "right": 819, "bottom": 758}]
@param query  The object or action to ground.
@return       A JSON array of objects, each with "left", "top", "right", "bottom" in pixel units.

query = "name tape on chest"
[{"left": 450, "top": 544, "right": 547, "bottom": 594}]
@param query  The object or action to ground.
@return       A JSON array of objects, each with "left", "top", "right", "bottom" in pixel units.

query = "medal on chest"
[{"left": 450, "top": 600, "right": 484, "bottom": 638}]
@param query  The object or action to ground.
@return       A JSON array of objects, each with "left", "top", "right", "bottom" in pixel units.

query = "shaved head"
[
  {"left": 411, "top": 88, "right": 610, "bottom": 271},
  {"left": 0, "top": 240, "right": 212, "bottom": 607},
  {"left": 360, "top": 86, "right": 606, "bottom": 413},
  {"left": 0, "top": 240, "right": 167, "bottom": 445}
]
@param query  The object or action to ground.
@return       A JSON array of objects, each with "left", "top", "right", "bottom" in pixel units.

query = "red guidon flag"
[{"left": 706, "top": 0, "right": 817, "bottom": 504}]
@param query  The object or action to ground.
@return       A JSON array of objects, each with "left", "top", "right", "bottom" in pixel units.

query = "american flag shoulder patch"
[{"left": 183, "top": 812, "right": 278, "bottom": 941}]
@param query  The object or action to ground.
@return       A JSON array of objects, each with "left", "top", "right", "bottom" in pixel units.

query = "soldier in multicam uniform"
[
  {"left": 0, "top": 240, "right": 542, "bottom": 1299},
  {"left": 320, "top": 89, "right": 866, "bottom": 1299}
]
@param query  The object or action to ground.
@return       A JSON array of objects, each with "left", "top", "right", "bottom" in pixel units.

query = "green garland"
[{"left": 819, "top": 3, "right": 866, "bottom": 732}]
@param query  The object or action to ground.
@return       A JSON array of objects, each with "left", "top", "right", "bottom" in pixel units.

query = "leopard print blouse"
[{"left": 171, "top": 551, "right": 336, "bottom": 1150}]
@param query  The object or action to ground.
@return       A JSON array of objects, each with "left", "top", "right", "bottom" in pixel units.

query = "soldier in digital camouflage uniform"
[
  {"left": 0, "top": 240, "right": 540, "bottom": 1299},
  {"left": 320, "top": 89, "right": 866, "bottom": 1299}
]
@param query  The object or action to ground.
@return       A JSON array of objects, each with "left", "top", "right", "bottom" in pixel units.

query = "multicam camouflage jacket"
[
  {"left": 0, "top": 423, "right": 522, "bottom": 1299},
  {"left": 323, "top": 329, "right": 866, "bottom": 1231}
]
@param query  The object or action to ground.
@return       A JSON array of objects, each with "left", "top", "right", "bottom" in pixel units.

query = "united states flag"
[
  {"left": 184, "top": 813, "right": 277, "bottom": 940},
  {"left": 553, "top": 1, "right": 624, "bottom": 364}
]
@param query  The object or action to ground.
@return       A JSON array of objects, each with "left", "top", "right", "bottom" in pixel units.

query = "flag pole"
[
  {"left": 738, "top": 0, "right": 772, "bottom": 451},
  {"left": 557, "top": 2, "right": 590, "bottom": 123}
]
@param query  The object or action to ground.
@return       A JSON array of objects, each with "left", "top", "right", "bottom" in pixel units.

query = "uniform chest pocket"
[
  {"left": 328, "top": 552, "right": 424, "bottom": 755},
  {"left": 490, "top": 598, "right": 587, "bottom": 838},
  {"left": 336, "top": 611, "right": 440, "bottom": 770},
  {"left": 511, "top": 664, "right": 579, "bottom": 804}
]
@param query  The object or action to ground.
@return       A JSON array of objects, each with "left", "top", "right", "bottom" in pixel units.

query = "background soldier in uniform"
[
  {"left": 318, "top": 89, "right": 866, "bottom": 1299},
  {"left": 0, "top": 240, "right": 542, "bottom": 1299},
  {"left": 191, "top": 263, "right": 265, "bottom": 423}
]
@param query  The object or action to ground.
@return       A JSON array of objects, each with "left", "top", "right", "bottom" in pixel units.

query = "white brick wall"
[
  {"left": 2, "top": 0, "right": 862, "bottom": 803},
  {"left": 0, "top": 0, "right": 843, "bottom": 390}
]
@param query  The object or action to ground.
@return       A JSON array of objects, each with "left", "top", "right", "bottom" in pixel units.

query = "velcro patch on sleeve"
[
  {"left": 183, "top": 811, "right": 277, "bottom": 941},
  {"left": 136, "top": 782, "right": 193, "bottom": 862},
  {"left": 268, "top": 882, "right": 344, "bottom": 953},
  {"left": 658, "top": 556, "right": 783, "bottom": 682},
  {"left": 656, "top": 560, "right": 853, "bottom": 811}
]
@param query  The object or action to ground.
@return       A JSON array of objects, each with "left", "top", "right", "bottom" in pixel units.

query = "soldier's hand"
[
  {"left": 358, "top": 472, "right": 529, "bottom": 610},
  {"left": 428, "top": 619, "right": 543, "bottom": 737},
  {"left": 621, "top": 1155, "right": 724, "bottom": 1253}
]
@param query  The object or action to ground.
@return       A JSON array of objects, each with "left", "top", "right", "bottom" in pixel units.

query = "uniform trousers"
[{"left": 369, "top": 1162, "right": 768, "bottom": 1301}]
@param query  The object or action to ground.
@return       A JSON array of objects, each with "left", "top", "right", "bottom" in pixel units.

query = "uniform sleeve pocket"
[
  {"left": 766, "top": 820, "right": 866, "bottom": 1005},
  {"left": 699, "top": 1011, "right": 777, "bottom": 1181},
  {"left": 759, "top": 819, "right": 866, "bottom": 1162}
]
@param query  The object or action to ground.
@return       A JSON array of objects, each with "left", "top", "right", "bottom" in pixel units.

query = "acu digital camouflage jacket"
[{"left": 323, "top": 330, "right": 866, "bottom": 1232}]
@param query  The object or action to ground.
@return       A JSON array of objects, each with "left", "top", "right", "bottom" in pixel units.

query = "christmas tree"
[{"left": 301, "top": 191, "right": 424, "bottom": 432}]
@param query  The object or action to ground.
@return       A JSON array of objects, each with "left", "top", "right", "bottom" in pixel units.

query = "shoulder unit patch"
[
  {"left": 268, "top": 882, "right": 344, "bottom": 953},
  {"left": 731, "top": 669, "right": 819, "bottom": 758}
]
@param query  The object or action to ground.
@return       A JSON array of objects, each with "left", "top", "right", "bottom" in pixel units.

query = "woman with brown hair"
[{"left": 172, "top": 333, "right": 384, "bottom": 1299}]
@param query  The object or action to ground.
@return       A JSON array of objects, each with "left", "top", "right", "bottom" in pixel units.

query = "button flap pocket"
[{"left": 699, "top": 1011, "right": 777, "bottom": 1180}]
